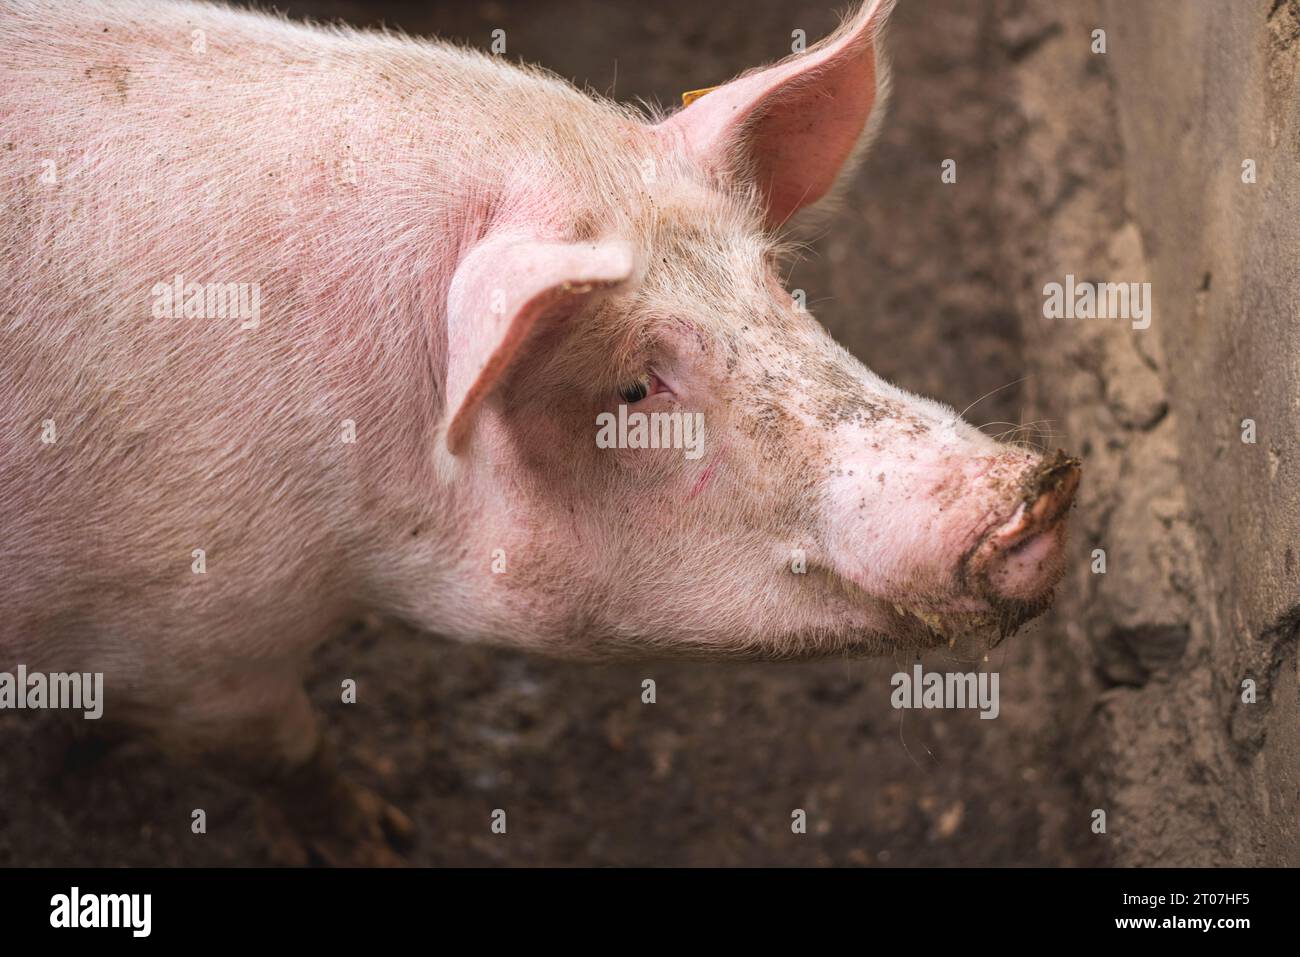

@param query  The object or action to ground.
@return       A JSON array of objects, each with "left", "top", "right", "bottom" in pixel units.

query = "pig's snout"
[{"left": 968, "top": 453, "right": 1081, "bottom": 603}]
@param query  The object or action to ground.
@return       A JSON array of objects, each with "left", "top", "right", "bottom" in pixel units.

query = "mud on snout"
[{"left": 892, "top": 450, "right": 1082, "bottom": 657}]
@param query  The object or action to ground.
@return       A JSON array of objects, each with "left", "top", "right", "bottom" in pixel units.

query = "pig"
[{"left": 0, "top": 0, "right": 1080, "bottom": 864}]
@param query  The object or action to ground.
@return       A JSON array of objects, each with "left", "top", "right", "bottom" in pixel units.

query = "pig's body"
[
  {"left": 2, "top": 1, "right": 493, "bottom": 764},
  {"left": 1, "top": 2, "right": 628, "bottom": 697},
  {"left": 1, "top": 0, "right": 1078, "bottom": 861}
]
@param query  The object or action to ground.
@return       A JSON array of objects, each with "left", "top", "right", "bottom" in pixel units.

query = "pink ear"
[
  {"left": 444, "top": 235, "right": 635, "bottom": 455},
  {"left": 657, "top": 0, "right": 894, "bottom": 228}
]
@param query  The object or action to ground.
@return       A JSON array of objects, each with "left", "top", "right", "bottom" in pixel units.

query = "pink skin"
[
  {"left": 821, "top": 413, "right": 1074, "bottom": 607},
  {"left": 970, "top": 462, "right": 1080, "bottom": 601},
  {"left": 438, "top": 267, "right": 1079, "bottom": 659},
  {"left": 688, "top": 459, "right": 719, "bottom": 500},
  {"left": 428, "top": 0, "right": 1077, "bottom": 657},
  {"left": 0, "top": 0, "right": 1079, "bottom": 856}
]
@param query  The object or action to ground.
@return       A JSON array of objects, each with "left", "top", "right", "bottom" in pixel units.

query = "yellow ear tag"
[{"left": 681, "top": 86, "right": 718, "bottom": 107}]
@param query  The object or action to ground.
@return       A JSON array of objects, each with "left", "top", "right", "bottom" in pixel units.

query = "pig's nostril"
[
  {"left": 993, "top": 461, "right": 1080, "bottom": 551},
  {"left": 976, "top": 459, "right": 1081, "bottom": 602}
]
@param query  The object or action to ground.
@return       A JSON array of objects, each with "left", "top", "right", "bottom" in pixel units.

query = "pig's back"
[
  {"left": 0, "top": 0, "right": 489, "bottom": 656},
  {"left": 0, "top": 0, "right": 636, "bottom": 664}
]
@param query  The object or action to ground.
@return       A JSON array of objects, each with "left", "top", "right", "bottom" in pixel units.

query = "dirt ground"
[{"left": 0, "top": 0, "right": 1113, "bottom": 866}]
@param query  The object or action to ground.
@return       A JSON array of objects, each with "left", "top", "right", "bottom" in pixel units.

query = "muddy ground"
[{"left": 0, "top": 0, "right": 1130, "bottom": 866}]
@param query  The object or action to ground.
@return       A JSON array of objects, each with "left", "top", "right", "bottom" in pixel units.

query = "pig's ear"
[
  {"left": 657, "top": 0, "right": 894, "bottom": 228},
  {"left": 444, "top": 235, "right": 635, "bottom": 455}
]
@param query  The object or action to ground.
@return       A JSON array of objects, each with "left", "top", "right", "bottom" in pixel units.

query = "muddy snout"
[{"left": 968, "top": 451, "right": 1081, "bottom": 603}]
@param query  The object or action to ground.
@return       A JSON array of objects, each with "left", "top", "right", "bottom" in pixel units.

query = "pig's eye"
[{"left": 618, "top": 372, "right": 660, "bottom": 404}]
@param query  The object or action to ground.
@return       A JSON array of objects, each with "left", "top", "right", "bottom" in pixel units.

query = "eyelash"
[{"left": 617, "top": 371, "right": 666, "bottom": 404}]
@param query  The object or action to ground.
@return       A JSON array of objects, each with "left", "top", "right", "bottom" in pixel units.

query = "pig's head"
[{"left": 425, "top": 0, "right": 1079, "bottom": 661}]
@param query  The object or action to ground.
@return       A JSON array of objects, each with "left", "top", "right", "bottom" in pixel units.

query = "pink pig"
[{"left": 0, "top": 0, "right": 1078, "bottom": 862}]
